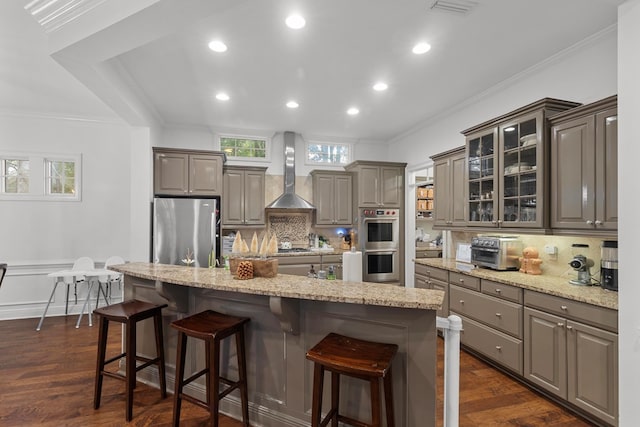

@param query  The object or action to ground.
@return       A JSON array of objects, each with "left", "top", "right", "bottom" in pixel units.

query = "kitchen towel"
[{"left": 342, "top": 251, "right": 363, "bottom": 282}]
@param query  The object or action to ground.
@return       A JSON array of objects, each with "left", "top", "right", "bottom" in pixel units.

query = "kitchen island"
[{"left": 110, "top": 262, "right": 444, "bottom": 427}]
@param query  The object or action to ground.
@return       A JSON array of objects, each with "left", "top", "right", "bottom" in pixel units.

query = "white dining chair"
[
  {"left": 95, "top": 256, "right": 125, "bottom": 308},
  {"left": 65, "top": 256, "right": 95, "bottom": 314}
]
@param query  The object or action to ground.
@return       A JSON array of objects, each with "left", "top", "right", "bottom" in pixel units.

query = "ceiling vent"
[{"left": 430, "top": 0, "right": 477, "bottom": 14}]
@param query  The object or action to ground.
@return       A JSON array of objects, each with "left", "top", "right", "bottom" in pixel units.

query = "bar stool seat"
[
  {"left": 93, "top": 300, "right": 168, "bottom": 421},
  {"left": 171, "top": 309, "right": 250, "bottom": 427},
  {"left": 306, "top": 333, "right": 398, "bottom": 427}
]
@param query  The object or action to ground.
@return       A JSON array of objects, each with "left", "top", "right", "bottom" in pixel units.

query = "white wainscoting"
[{"left": 0, "top": 260, "right": 124, "bottom": 322}]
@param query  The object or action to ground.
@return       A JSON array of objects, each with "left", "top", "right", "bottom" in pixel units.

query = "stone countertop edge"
[
  {"left": 414, "top": 258, "right": 618, "bottom": 311},
  {"left": 110, "top": 262, "right": 444, "bottom": 311}
]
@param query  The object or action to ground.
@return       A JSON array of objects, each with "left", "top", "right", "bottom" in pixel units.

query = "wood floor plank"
[{"left": 0, "top": 316, "right": 597, "bottom": 426}]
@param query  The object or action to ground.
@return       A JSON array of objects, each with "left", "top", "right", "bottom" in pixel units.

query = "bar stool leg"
[
  {"left": 383, "top": 370, "right": 395, "bottom": 427},
  {"left": 154, "top": 313, "right": 167, "bottom": 398},
  {"left": 236, "top": 328, "right": 250, "bottom": 426},
  {"left": 311, "top": 363, "right": 324, "bottom": 427},
  {"left": 93, "top": 316, "right": 109, "bottom": 409},
  {"left": 330, "top": 372, "right": 340, "bottom": 427},
  {"left": 370, "top": 377, "right": 381, "bottom": 427},
  {"left": 173, "top": 331, "right": 187, "bottom": 427},
  {"left": 209, "top": 339, "right": 221, "bottom": 427},
  {"left": 125, "top": 319, "right": 136, "bottom": 421}
]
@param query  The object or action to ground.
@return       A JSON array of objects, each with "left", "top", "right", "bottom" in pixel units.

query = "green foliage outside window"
[
  {"left": 47, "top": 160, "right": 76, "bottom": 195},
  {"left": 220, "top": 137, "right": 267, "bottom": 158},
  {"left": 2, "top": 159, "right": 30, "bottom": 193},
  {"left": 307, "top": 143, "right": 349, "bottom": 165}
]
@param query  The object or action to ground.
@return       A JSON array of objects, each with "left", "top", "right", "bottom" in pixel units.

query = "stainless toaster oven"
[{"left": 471, "top": 236, "right": 522, "bottom": 270}]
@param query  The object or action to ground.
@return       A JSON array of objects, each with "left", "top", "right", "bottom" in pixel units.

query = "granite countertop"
[
  {"left": 111, "top": 262, "right": 443, "bottom": 310},
  {"left": 414, "top": 258, "right": 618, "bottom": 310}
]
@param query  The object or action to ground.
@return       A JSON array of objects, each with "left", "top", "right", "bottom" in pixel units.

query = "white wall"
[
  {"left": 388, "top": 27, "right": 618, "bottom": 167},
  {"left": 617, "top": 1, "right": 640, "bottom": 424},
  {"left": 0, "top": 114, "right": 132, "bottom": 320}
]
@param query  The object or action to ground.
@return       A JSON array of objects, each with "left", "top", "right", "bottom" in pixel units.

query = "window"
[
  {"left": 220, "top": 135, "right": 268, "bottom": 160},
  {"left": 45, "top": 159, "right": 76, "bottom": 196},
  {"left": 0, "top": 152, "right": 81, "bottom": 201},
  {"left": 1, "top": 158, "right": 30, "bottom": 193},
  {"left": 306, "top": 141, "right": 351, "bottom": 165}
]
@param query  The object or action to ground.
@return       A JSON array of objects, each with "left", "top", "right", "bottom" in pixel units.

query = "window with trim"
[
  {"left": 220, "top": 135, "right": 268, "bottom": 160},
  {"left": 306, "top": 141, "right": 351, "bottom": 165},
  {"left": 0, "top": 152, "right": 81, "bottom": 201}
]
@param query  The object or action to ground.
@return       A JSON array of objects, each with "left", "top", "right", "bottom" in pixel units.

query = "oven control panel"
[{"left": 361, "top": 209, "right": 399, "bottom": 218}]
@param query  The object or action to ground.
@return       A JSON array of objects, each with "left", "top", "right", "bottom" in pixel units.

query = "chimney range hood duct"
[{"left": 265, "top": 131, "right": 316, "bottom": 211}]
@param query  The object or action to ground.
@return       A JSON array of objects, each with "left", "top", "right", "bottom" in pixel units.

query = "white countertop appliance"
[{"left": 470, "top": 236, "right": 522, "bottom": 271}]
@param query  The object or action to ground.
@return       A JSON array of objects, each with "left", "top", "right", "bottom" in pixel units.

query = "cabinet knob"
[
  {"left": 557, "top": 322, "right": 564, "bottom": 327},
  {"left": 495, "top": 313, "right": 502, "bottom": 317},
  {"left": 495, "top": 289, "right": 502, "bottom": 293},
  {"left": 586, "top": 220, "right": 594, "bottom": 225},
  {"left": 595, "top": 220, "right": 603, "bottom": 226},
  {"left": 492, "top": 220, "right": 497, "bottom": 224},
  {"left": 495, "top": 346, "right": 502, "bottom": 351},
  {"left": 567, "top": 325, "right": 573, "bottom": 331},
  {"left": 459, "top": 278, "right": 464, "bottom": 283},
  {"left": 459, "top": 300, "right": 465, "bottom": 304},
  {"left": 560, "top": 305, "right": 568, "bottom": 311}
]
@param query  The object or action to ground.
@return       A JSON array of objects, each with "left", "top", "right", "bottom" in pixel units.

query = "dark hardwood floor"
[{"left": 0, "top": 316, "right": 593, "bottom": 426}]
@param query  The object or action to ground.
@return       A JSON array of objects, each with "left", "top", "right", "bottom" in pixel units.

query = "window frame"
[
  {"left": 0, "top": 151, "right": 82, "bottom": 201},
  {"left": 304, "top": 140, "right": 352, "bottom": 166},
  {"left": 0, "top": 156, "right": 30, "bottom": 195},
  {"left": 218, "top": 133, "right": 271, "bottom": 163}
]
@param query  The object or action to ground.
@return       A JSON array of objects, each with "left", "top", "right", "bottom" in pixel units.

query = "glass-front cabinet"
[{"left": 463, "top": 98, "right": 580, "bottom": 229}]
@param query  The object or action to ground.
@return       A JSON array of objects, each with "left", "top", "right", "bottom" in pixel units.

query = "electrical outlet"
[{"left": 544, "top": 245, "right": 557, "bottom": 255}]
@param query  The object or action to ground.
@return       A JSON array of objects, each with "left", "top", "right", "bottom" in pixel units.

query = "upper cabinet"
[
  {"left": 462, "top": 98, "right": 580, "bottom": 229},
  {"left": 311, "top": 170, "right": 353, "bottom": 226},
  {"left": 431, "top": 147, "right": 466, "bottom": 227},
  {"left": 550, "top": 95, "right": 618, "bottom": 233},
  {"left": 153, "top": 148, "right": 224, "bottom": 196},
  {"left": 345, "top": 161, "right": 406, "bottom": 208},
  {"left": 222, "top": 166, "right": 267, "bottom": 227}
]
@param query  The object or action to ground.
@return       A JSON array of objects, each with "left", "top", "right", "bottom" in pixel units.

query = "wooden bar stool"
[
  {"left": 306, "top": 333, "right": 398, "bottom": 427},
  {"left": 171, "top": 310, "right": 250, "bottom": 427},
  {"left": 93, "top": 299, "right": 168, "bottom": 421}
]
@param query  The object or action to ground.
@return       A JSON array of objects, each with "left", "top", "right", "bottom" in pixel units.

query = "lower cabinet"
[
  {"left": 276, "top": 254, "right": 343, "bottom": 279},
  {"left": 414, "top": 264, "right": 449, "bottom": 318},
  {"left": 524, "top": 299, "right": 618, "bottom": 426}
]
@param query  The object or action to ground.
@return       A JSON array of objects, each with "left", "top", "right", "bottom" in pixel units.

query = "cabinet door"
[
  {"left": 154, "top": 152, "right": 189, "bottom": 195},
  {"left": 334, "top": 174, "right": 353, "bottom": 225},
  {"left": 467, "top": 129, "right": 497, "bottom": 227},
  {"left": 243, "top": 170, "right": 265, "bottom": 225},
  {"left": 524, "top": 307, "right": 567, "bottom": 399},
  {"left": 222, "top": 170, "right": 245, "bottom": 225},
  {"left": 358, "top": 166, "right": 381, "bottom": 207},
  {"left": 381, "top": 167, "right": 402, "bottom": 207},
  {"left": 314, "top": 174, "right": 336, "bottom": 225},
  {"left": 190, "top": 154, "right": 223, "bottom": 196},
  {"left": 433, "top": 158, "right": 451, "bottom": 227},
  {"left": 450, "top": 151, "right": 467, "bottom": 226},
  {"left": 567, "top": 320, "right": 618, "bottom": 425},
  {"left": 595, "top": 107, "right": 618, "bottom": 230},
  {"left": 432, "top": 280, "right": 449, "bottom": 318},
  {"left": 551, "top": 116, "right": 596, "bottom": 229}
]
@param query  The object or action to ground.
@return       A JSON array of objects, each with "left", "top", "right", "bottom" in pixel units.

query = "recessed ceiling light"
[
  {"left": 373, "top": 82, "right": 388, "bottom": 91},
  {"left": 347, "top": 107, "right": 359, "bottom": 116},
  {"left": 286, "top": 14, "right": 306, "bottom": 29},
  {"left": 208, "top": 40, "right": 227, "bottom": 53},
  {"left": 286, "top": 101, "right": 299, "bottom": 109},
  {"left": 215, "top": 92, "right": 230, "bottom": 101},
  {"left": 412, "top": 42, "right": 432, "bottom": 54}
]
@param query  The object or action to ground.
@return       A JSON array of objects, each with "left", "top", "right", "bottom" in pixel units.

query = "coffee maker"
[
  {"left": 568, "top": 243, "right": 594, "bottom": 286},
  {"left": 601, "top": 240, "right": 618, "bottom": 291}
]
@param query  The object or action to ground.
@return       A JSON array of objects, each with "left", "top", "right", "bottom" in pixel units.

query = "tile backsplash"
[{"left": 451, "top": 231, "right": 617, "bottom": 281}]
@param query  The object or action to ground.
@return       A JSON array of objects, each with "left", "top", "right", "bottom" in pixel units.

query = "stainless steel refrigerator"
[{"left": 152, "top": 197, "right": 221, "bottom": 268}]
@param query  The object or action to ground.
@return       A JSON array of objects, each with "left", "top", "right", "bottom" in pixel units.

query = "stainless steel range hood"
[{"left": 266, "top": 131, "right": 315, "bottom": 211}]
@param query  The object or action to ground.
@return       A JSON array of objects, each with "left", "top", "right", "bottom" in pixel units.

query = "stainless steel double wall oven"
[{"left": 359, "top": 208, "right": 400, "bottom": 282}]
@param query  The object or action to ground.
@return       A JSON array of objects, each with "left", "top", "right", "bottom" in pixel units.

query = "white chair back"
[
  {"left": 64, "top": 257, "right": 95, "bottom": 284},
  {"left": 102, "top": 256, "right": 125, "bottom": 281}
]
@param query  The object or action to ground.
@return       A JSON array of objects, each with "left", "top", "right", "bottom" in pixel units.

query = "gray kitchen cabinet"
[
  {"left": 276, "top": 254, "right": 342, "bottom": 279},
  {"left": 222, "top": 166, "right": 267, "bottom": 227},
  {"left": 153, "top": 148, "right": 224, "bottom": 196},
  {"left": 431, "top": 147, "right": 466, "bottom": 227},
  {"left": 414, "top": 264, "right": 448, "bottom": 318},
  {"left": 551, "top": 95, "right": 618, "bottom": 233},
  {"left": 524, "top": 290, "right": 618, "bottom": 425},
  {"left": 462, "top": 98, "right": 580, "bottom": 229},
  {"left": 311, "top": 170, "right": 353, "bottom": 226},
  {"left": 345, "top": 161, "right": 406, "bottom": 208}
]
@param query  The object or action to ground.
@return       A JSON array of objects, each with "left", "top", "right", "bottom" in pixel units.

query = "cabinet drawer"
[
  {"left": 450, "top": 285, "right": 522, "bottom": 338},
  {"left": 457, "top": 314, "right": 523, "bottom": 375},
  {"left": 449, "top": 272, "right": 480, "bottom": 291},
  {"left": 414, "top": 264, "right": 448, "bottom": 282},
  {"left": 481, "top": 279, "right": 523, "bottom": 304},
  {"left": 524, "top": 290, "right": 617, "bottom": 333},
  {"left": 415, "top": 275, "right": 447, "bottom": 290}
]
